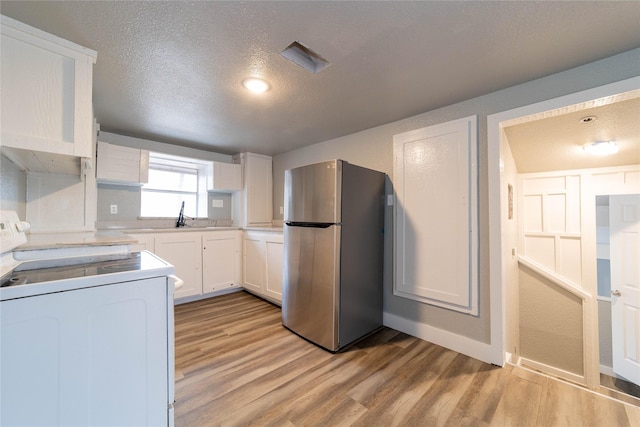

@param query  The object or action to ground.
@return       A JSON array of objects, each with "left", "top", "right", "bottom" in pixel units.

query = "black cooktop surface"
[{"left": 1, "top": 252, "right": 146, "bottom": 288}]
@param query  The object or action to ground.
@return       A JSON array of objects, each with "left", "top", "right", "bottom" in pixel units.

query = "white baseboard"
[
  {"left": 383, "top": 312, "right": 500, "bottom": 366},
  {"left": 174, "top": 286, "right": 242, "bottom": 305},
  {"left": 600, "top": 364, "right": 615, "bottom": 377},
  {"left": 505, "top": 352, "right": 521, "bottom": 366},
  {"left": 520, "top": 357, "right": 586, "bottom": 386}
]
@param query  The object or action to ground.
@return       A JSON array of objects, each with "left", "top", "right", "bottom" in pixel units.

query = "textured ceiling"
[
  {"left": 505, "top": 95, "right": 640, "bottom": 173},
  {"left": 1, "top": 1, "right": 639, "bottom": 156}
]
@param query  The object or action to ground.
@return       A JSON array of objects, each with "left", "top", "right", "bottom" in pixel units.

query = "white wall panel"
[
  {"left": 393, "top": 116, "right": 478, "bottom": 314},
  {"left": 524, "top": 195, "right": 543, "bottom": 232},
  {"left": 566, "top": 175, "right": 582, "bottom": 234},
  {"left": 559, "top": 237, "right": 582, "bottom": 285},
  {"left": 522, "top": 176, "right": 566, "bottom": 194},
  {"left": 547, "top": 194, "right": 567, "bottom": 233},
  {"left": 524, "top": 235, "right": 556, "bottom": 271},
  {"left": 520, "top": 172, "right": 583, "bottom": 285}
]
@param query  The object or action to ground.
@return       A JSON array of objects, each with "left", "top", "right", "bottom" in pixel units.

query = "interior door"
[{"left": 610, "top": 194, "right": 640, "bottom": 386}]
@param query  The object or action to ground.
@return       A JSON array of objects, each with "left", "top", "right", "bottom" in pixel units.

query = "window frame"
[{"left": 140, "top": 152, "right": 209, "bottom": 219}]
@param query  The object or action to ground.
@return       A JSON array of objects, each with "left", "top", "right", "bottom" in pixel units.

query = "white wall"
[{"left": 273, "top": 48, "right": 640, "bottom": 347}]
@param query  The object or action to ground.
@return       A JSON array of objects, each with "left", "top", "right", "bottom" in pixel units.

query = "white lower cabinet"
[
  {"left": 243, "top": 231, "right": 283, "bottom": 304},
  {"left": 154, "top": 232, "right": 203, "bottom": 300},
  {"left": 202, "top": 231, "right": 241, "bottom": 294},
  {"left": 128, "top": 229, "right": 281, "bottom": 303},
  {"left": 130, "top": 230, "right": 241, "bottom": 301}
]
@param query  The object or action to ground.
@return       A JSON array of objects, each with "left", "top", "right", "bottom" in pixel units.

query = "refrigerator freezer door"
[
  {"left": 284, "top": 160, "right": 342, "bottom": 224},
  {"left": 282, "top": 223, "right": 340, "bottom": 351}
]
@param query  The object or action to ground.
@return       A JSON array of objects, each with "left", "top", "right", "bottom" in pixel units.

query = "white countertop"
[
  {"left": 18, "top": 230, "right": 137, "bottom": 251},
  {"left": 123, "top": 226, "right": 241, "bottom": 234},
  {"left": 122, "top": 226, "right": 282, "bottom": 234}
]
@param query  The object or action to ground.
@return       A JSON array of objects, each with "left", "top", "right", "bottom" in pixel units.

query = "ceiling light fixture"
[
  {"left": 583, "top": 140, "right": 619, "bottom": 156},
  {"left": 242, "top": 77, "right": 270, "bottom": 94}
]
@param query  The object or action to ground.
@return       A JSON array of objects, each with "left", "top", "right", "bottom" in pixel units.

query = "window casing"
[{"left": 140, "top": 153, "right": 209, "bottom": 218}]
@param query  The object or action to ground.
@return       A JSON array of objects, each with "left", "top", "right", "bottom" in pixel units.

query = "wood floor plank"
[
  {"left": 454, "top": 362, "right": 513, "bottom": 423},
  {"left": 174, "top": 291, "right": 639, "bottom": 427},
  {"left": 398, "top": 353, "right": 485, "bottom": 425},
  {"left": 491, "top": 372, "right": 545, "bottom": 426},
  {"left": 350, "top": 343, "right": 458, "bottom": 426}
]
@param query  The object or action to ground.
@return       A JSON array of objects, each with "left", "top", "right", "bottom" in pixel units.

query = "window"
[{"left": 141, "top": 153, "right": 209, "bottom": 218}]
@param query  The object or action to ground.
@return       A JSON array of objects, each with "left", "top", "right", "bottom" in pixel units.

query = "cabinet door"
[
  {"left": 243, "top": 233, "right": 265, "bottom": 294},
  {"left": 209, "top": 162, "right": 242, "bottom": 191},
  {"left": 245, "top": 154, "right": 273, "bottom": 225},
  {"left": 202, "top": 231, "right": 241, "bottom": 294},
  {"left": 0, "top": 16, "right": 96, "bottom": 158},
  {"left": 0, "top": 278, "right": 169, "bottom": 427},
  {"left": 264, "top": 235, "right": 284, "bottom": 303},
  {"left": 155, "top": 233, "right": 202, "bottom": 299},
  {"left": 96, "top": 141, "right": 149, "bottom": 184}
]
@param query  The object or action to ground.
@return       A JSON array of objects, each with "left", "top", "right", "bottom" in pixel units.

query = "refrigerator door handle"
[{"left": 285, "top": 222, "right": 336, "bottom": 228}]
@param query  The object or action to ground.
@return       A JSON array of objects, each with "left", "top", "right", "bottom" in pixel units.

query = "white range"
[{"left": 0, "top": 210, "right": 177, "bottom": 427}]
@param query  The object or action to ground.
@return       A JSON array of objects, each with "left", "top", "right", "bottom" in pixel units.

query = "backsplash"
[
  {"left": 0, "top": 154, "right": 27, "bottom": 219},
  {"left": 97, "top": 184, "right": 233, "bottom": 223}
]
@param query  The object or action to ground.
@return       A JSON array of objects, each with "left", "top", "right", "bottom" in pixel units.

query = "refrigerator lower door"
[{"left": 282, "top": 223, "right": 340, "bottom": 351}]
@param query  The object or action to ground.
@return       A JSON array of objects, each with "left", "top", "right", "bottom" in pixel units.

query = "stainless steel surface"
[
  {"left": 284, "top": 160, "right": 342, "bottom": 224},
  {"left": 283, "top": 160, "right": 385, "bottom": 352},
  {"left": 282, "top": 224, "right": 340, "bottom": 350}
]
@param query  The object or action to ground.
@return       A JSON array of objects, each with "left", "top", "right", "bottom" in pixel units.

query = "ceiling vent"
[{"left": 280, "top": 41, "right": 331, "bottom": 74}]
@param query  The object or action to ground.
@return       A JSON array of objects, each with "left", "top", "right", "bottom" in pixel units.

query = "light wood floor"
[{"left": 174, "top": 291, "right": 640, "bottom": 426}]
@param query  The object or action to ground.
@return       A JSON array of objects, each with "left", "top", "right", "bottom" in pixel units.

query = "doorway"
[
  {"left": 487, "top": 77, "right": 640, "bottom": 395},
  {"left": 596, "top": 195, "right": 640, "bottom": 399}
]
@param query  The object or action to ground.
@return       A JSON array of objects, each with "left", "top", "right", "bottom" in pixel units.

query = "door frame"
[{"left": 487, "top": 76, "right": 640, "bottom": 387}]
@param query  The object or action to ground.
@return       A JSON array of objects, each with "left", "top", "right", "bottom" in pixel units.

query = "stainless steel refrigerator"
[{"left": 282, "top": 160, "right": 385, "bottom": 352}]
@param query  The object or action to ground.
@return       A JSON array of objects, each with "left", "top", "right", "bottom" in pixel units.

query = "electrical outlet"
[
  {"left": 279, "top": 206, "right": 284, "bottom": 215},
  {"left": 110, "top": 205, "right": 118, "bottom": 214},
  {"left": 212, "top": 199, "right": 224, "bottom": 208}
]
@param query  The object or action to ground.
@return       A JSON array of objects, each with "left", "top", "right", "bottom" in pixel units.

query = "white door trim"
[{"left": 487, "top": 76, "right": 640, "bottom": 380}]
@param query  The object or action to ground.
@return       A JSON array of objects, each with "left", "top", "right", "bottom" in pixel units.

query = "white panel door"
[
  {"left": 610, "top": 194, "right": 640, "bottom": 386},
  {"left": 393, "top": 116, "right": 478, "bottom": 314}
]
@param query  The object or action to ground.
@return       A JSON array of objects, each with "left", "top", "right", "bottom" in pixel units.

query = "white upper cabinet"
[
  {"left": 96, "top": 141, "right": 149, "bottom": 185},
  {"left": 233, "top": 153, "right": 273, "bottom": 227},
  {"left": 207, "top": 161, "right": 242, "bottom": 191},
  {"left": 0, "top": 15, "right": 97, "bottom": 160}
]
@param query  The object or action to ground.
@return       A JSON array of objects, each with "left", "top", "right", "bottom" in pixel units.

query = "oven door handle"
[{"left": 169, "top": 275, "right": 184, "bottom": 291}]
